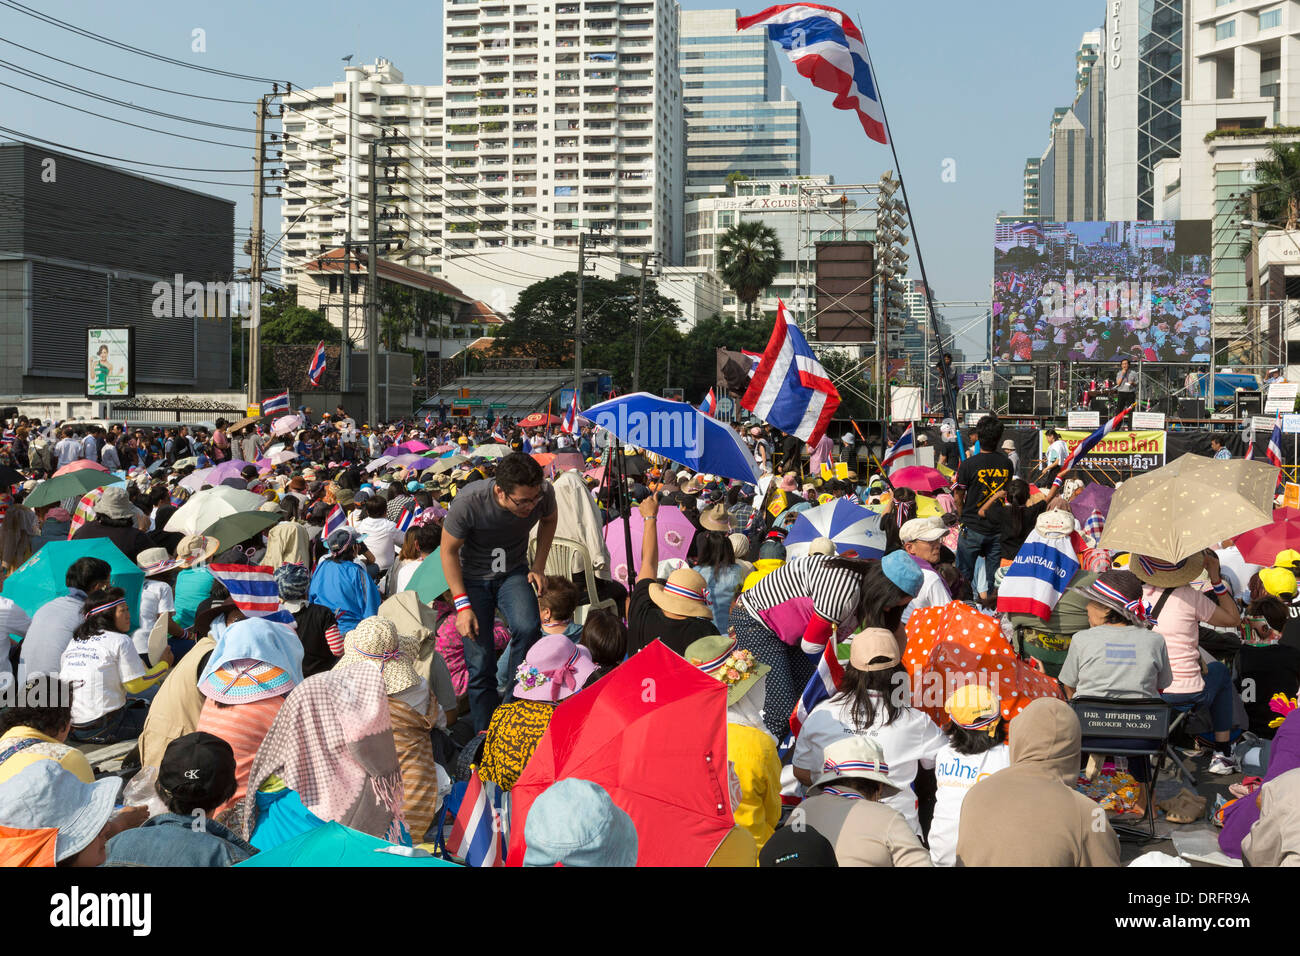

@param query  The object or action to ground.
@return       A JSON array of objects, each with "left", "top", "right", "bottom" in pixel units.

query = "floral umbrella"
[
  {"left": 902, "top": 601, "right": 1065, "bottom": 726},
  {"left": 603, "top": 505, "right": 696, "bottom": 586}
]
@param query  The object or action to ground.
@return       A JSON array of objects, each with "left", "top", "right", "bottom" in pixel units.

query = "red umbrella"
[
  {"left": 519, "top": 412, "right": 561, "bottom": 428},
  {"left": 507, "top": 640, "right": 734, "bottom": 867},
  {"left": 52, "top": 460, "right": 108, "bottom": 477},
  {"left": 530, "top": 452, "right": 557, "bottom": 467},
  {"left": 1231, "top": 508, "right": 1300, "bottom": 566},
  {"left": 889, "top": 465, "right": 948, "bottom": 494}
]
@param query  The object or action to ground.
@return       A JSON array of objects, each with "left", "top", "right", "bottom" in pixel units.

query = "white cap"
[{"left": 899, "top": 516, "right": 947, "bottom": 543}]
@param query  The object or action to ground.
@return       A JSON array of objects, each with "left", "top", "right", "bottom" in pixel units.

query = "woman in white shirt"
[
  {"left": 792, "top": 626, "right": 946, "bottom": 836},
  {"left": 60, "top": 587, "right": 172, "bottom": 744}
]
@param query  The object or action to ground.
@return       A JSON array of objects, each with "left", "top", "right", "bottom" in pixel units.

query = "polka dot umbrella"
[{"left": 902, "top": 601, "right": 1065, "bottom": 727}]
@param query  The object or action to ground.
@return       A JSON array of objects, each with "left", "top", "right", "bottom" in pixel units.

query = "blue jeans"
[
  {"left": 1163, "top": 661, "right": 1234, "bottom": 735},
  {"left": 69, "top": 682, "right": 160, "bottom": 745},
  {"left": 956, "top": 526, "right": 1001, "bottom": 592},
  {"left": 463, "top": 568, "right": 542, "bottom": 733}
]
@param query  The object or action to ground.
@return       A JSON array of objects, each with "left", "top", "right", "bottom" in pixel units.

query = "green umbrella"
[
  {"left": 236, "top": 822, "right": 459, "bottom": 867},
  {"left": 1, "top": 538, "right": 144, "bottom": 630},
  {"left": 200, "top": 510, "right": 281, "bottom": 550},
  {"left": 405, "top": 548, "right": 450, "bottom": 603},
  {"left": 24, "top": 471, "right": 124, "bottom": 510}
]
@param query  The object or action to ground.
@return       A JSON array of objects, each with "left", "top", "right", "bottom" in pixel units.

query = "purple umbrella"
[
  {"left": 388, "top": 454, "right": 438, "bottom": 470},
  {"left": 1069, "top": 481, "right": 1115, "bottom": 524},
  {"left": 207, "top": 460, "right": 255, "bottom": 484},
  {"left": 603, "top": 505, "right": 696, "bottom": 587}
]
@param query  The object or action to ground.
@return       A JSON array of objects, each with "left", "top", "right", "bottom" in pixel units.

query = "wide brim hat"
[
  {"left": 514, "top": 634, "right": 597, "bottom": 702},
  {"left": 699, "top": 503, "right": 731, "bottom": 532},
  {"left": 136, "top": 547, "right": 180, "bottom": 577},
  {"left": 812, "top": 736, "right": 900, "bottom": 798},
  {"left": 176, "top": 534, "right": 220, "bottom": 566},
  {"left": 1128, "top": 552, "right": 1205, "bottom": 589},
  {"left": 1070, "top": 570, "right": 1151, "bottom": 626},
  {"left": 0, "top": 762, "right": 122, "bottom": 864},
  {"left": 776, "top": 475, "right": 799, "bottom": 492},
  {"left": 647, "top": 567, "right": 714, "bottom": 619},
  {"left": 201, "top": 658, "right": 297, "bottom": 704},
  {"left": 685, "top": 634, "right": 770, "bottom": 706},
  {"left": 337, "top": 617, "right": 421, "bottom": 697}
]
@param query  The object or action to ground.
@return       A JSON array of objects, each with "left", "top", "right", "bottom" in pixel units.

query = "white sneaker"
[{"left": 1208, "top": 753, "right": 1239, "bottom": 776}]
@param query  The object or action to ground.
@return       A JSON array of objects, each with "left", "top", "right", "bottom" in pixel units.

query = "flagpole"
[{"left": 854, "top": 15, "right": 958, "bottom": 437}]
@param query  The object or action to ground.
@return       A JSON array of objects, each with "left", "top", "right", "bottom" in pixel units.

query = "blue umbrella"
[
  {"left": 1, "top": 538, "right": 145, "bottom": 629},
  {"left": 783, "top": 499, "right": 886, "bottom": 560},
  {"left": 582, "top": 392, "right": 758, "bottom": 483}
]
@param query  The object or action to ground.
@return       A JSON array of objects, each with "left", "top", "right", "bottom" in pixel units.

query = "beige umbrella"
[
  {"left": 430, "top": 454, "right": 469, "bottom": 474},
  {"left": 1097, "top": 454, "right": 1277, "bottom": 562}
]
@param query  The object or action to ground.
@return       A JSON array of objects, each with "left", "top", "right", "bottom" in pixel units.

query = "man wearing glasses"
[{"left": 441, "top": 452, "right": 559, "bottom": 732}]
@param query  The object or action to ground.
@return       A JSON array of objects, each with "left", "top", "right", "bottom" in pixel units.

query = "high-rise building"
[
  {"left": 279, "top": 59, "right": 445, "bottom": 282},
  {"left": 1022, "top": 157, "right": 1041, "bottom": 219},
  {"left": 1034, "top": 31, "right": 1105, "bottom": 222},
  {"left": 679, "top": 8, "right": 810, "bottom": 194},
  {"left": 1104, "top": 0, "right": 1183, "bottom": 220},
  {"left": 440, "top": 0, "right": 684, "bottom": 265}
]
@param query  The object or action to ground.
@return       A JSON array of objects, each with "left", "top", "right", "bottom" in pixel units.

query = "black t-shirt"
[
  {"left": 998, "top": 500, "right": 1048, "bottom": 559},
  {"left": 938, "top": 440, "right": 960, "bottom": 471},
  {"left": 954, "top": 451, "right": 1013, "bottom": 535},
  {"left": 295, "top": 603, "right": 341, "bottom": 678},
  {"left": 627, "top": 578, "right": 716, "bottom": 656}
]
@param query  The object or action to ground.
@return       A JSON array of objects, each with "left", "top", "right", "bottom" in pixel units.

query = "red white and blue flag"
[
  {"left": 737, "top": 4, "right": 887, "bottom": 144},
  {"left": 1007, "top": 273, "right": 1025, "bottom": 296},
  {"left": 1057, "top": 403, "right": 1133, "bottom": 474},
  {"left": 208, "top": 564, "right": 296, "bottom": 625},
  {"left": 1268, "top": 417, "right": 1284, "bottom": 467},
  {"left": 307, "top": 341, "right": 327, "bottom": 387},
  {"left": 741, "top": 300, "right": 841, "bottom": 447},
  {"left": 561, "top": 389, "right": 580, "bottom": 435},
  {"left": 396, "top": 505, "right": 423, "bottom": 533},
  {"left": 448, "top": 771, "right": 508, "bottom": 867},
  {"left": 781, "top": 638, "right": 845, "bottom": 761},
  {"left": 699, "top": 387, "right": 717, "bottom": 418},
  {"left": 880, "top": 422, "right": 915, "bottom": 473},
  {"left": 323, "top": 504, "right": 347, "bottom": 538},
  {"left": 261, "top": 390, "right": 290, "bottom": 415}
]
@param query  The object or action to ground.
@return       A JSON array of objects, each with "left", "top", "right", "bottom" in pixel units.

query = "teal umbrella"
[
  {"left": 1, "top": 539, "right": 144, "bottom": 629},
  {"left": 24, "top": 471, "right": 123, "bottom": 510},
  {"left": 236, "top": 822, "right": 460, "bottom": 867},
  {"left": 404, "top": 548, "right": 449, "bottom": 604}
]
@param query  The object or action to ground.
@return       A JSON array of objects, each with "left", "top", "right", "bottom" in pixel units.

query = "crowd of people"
[{"left": 0, "top": 399, "right": 1293, "bottom": 869}]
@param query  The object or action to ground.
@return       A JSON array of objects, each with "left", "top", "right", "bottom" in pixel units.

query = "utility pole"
[
  {"left": 367, "top": 136, "right": 380, "bottom": 426},
  {"left": 633, "top": 251, "right": 650, "bottom": 393},
  {"left": 574, "top": 227, "right": 606, "bottom": 399},
  {"left": 342, "top": 239, "right": 351, "bottom": 392},
  {"left": 246, "top": 93, "right": 270, "bottom": 408}
]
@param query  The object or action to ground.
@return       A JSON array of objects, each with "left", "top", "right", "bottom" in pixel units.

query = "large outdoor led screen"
[{"left": 992, "top": 221, "right": 1212, "bottom": 364}]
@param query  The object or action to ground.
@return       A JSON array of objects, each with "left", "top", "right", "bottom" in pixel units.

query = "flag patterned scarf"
[{"left": 995, "top": 529, "right": 1081, "bottom": 620}]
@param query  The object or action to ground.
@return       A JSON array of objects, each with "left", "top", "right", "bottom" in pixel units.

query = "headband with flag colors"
[
  {"left": 1055, "top": 403, "right": 1133, "bottom": 476},
  {"left": 741, "top": 300, "right": 841, "bottom": 447},
  {"left": 208, "top": 564, "right": 296, "bottom": 625},
  {"left": 737, "top": 4, "right": 888, "bottom": 144},
  {"left": 261, "top": 390, "right": 290, "bottom": 415},
  {"left": 307, "top": 341, "right": 327, "bottom": 387},
  {"left": 699, "top": 387, "right": 717, "bottom": 418}
]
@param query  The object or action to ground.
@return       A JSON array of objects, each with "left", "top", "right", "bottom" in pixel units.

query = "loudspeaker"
[
  {"left": 1035, "top": 389, "right": 1053, "bottom": 416},
  {"left": 1036, "top": 364, "right": 1052, "bottom": 390},
  {"left": 1009, "top": 384, "right": 1035, "bottom": 415},
  {"left": 1089, "top": 394, "right": 1111, "bottom": 418},
  {"left": 1177, "top": 398, "right": 1204, "bottom": 419},
  {"left": 1234, "top": 388, "right": 1263, "bottom": 418}
]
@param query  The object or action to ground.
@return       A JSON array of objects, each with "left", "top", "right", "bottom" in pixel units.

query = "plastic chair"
[
  {"left": 1071, "top": 696, "right": 1174, "bottom": 842},
  {"left": 527, "top": 535, "right": 618, "bottom": 625}
]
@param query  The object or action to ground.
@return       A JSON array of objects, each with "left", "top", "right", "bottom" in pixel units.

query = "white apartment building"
[
  {"left": 279, "top": 59, "right": 446, "bottom": 283},
  {"left": 440, "top": 0, "right": 685, "bottom": 266}
]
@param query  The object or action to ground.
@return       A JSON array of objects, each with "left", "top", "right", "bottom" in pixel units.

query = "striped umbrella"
[{"left": 783, "top": 499, "right": 886, "bottom": 560}]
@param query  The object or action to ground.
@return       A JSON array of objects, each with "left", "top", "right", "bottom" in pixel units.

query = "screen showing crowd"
[{"left": 992, "top": 221, "right": 1212, "bottom": 364}]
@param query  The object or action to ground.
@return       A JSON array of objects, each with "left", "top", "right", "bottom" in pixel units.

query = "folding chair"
[
  {"left": 1070, "top": 697, "right": 1175, "bottom": 842},
  {"left": 527, "top": 535, "right": 618, "bottom": 625}
]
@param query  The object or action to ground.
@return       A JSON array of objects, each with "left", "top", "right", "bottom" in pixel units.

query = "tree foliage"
[
  {"left": 716, "top": 220, "right": 783, "bottom": 321},
  {"left": 1252, "top": 140, "right": 1300, "bottom": 229}
]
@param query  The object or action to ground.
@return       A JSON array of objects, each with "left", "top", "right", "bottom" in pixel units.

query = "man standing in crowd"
[
  {"left": 1042, "top": 428, "right": 1069, "bottom": 485},
  {"left": 953, "top": 415, "right": 1013, "bottom": 606}
]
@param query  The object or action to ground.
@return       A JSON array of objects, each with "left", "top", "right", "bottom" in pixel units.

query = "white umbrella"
[
  {"left": 272, "top": 414, "right": 303, "bottom": 437},
  {"left": 365, "top": 455, "right": 394, "bottom": 474},
  {"left": 164, "top": 486, "right": 269, "bottom": 535}
]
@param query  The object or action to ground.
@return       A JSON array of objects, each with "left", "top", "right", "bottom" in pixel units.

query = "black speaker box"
[
  {"left": 1177, "top": 398, "right": 1204, "bottom": 419},
  {"left": 1009, "top": 385, "right": 1035, "bottom": 416}
]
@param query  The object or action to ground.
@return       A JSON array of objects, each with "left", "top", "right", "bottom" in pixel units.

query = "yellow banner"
[{"left": 1039, "top": 430, "right": 1166, "bottom": 472}]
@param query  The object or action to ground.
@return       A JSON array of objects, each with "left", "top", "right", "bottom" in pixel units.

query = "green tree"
[
  {"left": 716, "top": 220, "right": 782, "bottom": 321},
  {"left": 379, "top": 283, "right": 415, "bottom": 352},
  {"left": 1252, "top": 140, "right": 1300, "bottom": 229},
  {"left": 254, "top": 286, "right": 339, "bottom": 389}
]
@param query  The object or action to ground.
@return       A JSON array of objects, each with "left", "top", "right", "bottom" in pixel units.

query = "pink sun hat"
[{"left": 513, "top": 634, "right": 596, "bottom": 703}]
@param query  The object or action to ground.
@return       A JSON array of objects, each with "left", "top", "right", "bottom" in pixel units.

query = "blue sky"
[{"left": 3, "top": 0, "right": 1104, "bottom": 359}]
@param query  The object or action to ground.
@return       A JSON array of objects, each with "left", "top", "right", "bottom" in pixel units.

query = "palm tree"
[
  {"left": 716, "top": 220, "right": 782, "bottom": 321},
  {"left": 1252, "top": 140, "right": 1300, "bottom": 229}
]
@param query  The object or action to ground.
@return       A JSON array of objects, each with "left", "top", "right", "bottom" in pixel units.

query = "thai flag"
[
  {"left": 424, "top": 411, "right": 435, "bottom": 432},
  {"left": 699, "top": 387, "right": 716, "bottom": 418},
  {"left": 323, "top": 504, "right": 347, "bottom": 538},
  {"left": 996, "top": 531, "right": 1081, "bottom": 619},
  {"left": 737, "top": 4, "right": 888, "bottom": 144},
  {"left": 741, "top": 300, "right": 841, "bottom": 447},
  {"left": 261, "top": 391, "right": 290, "bottom": 415},
  {"left": 396, "top": 505, "right": 422, "bottom": 532},
  {"left": 1057, "top": 403, "right": 1132, "bottom": 473},
  {"left": 879, "top": 422, "right": 915, "bottom": 473},
  {"left": 1268, "top": 418, "right": 1284, "bottom": 467},
  {"left": 491, "top": 416, "right": 506, "bottom": 443},
  {"left": 209, "top": 564, "right": 296, "bottom": 625},
  {"left": 448, "top": 771, "right": 508, "bottom": 867},
  {"left": 1008, "top": 273, "right": 1025, "bottom": 296},
  {"left": 561, "top": 389, "right": 580, "bottom": 435},
  {"left": 307, "top": 341, "right": 327, "bottom": 387},
  {"left": 780, "top": 637, "right": 845, "bottom": 760}
]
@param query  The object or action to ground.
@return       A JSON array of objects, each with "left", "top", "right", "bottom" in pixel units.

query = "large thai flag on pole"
[
  {"left": 307, "top": 341, "right": 327, "bottom": 386},
  {"left": 741, "top": 300, "right": 841, "bottom": 447},
  {"left": 1057, "top": 403, "right": 1132, "bottom": 474},
  {"left": 1268, "top": 417, "right": 1284, "bottom": 467},
  {"left": 560, "top": 389, "right": 580, "bottom": 435},
  {"left": 448, "top": 771, "right": 508, "bottom": 867},
  {"left": 880, "top": 423, "right": 915, "bottom": 473},
  {"left": 208, "top": 564, "right": 297, "bottom": 625},
  {"left": 737, "top": 4, "right": 888, "bottom": 144},
  {"left": 261, "top": 390, "right": 290, "bottom": 415}
]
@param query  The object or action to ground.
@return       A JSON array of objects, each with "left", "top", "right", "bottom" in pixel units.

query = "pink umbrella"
[
  {"left": 179, "top": 467, "right": 215, "bottom": 493},
  {"left": 396, "top": 440, "right": 430, "bottom": 453},
  {"left": 584, "top": 466, "right": 605, "bottom": 482},
  {"left": 260, "top": 450, "right": 298, "bottom": 467},
  {"left": 207, "top": 460, "right": 254, "bottom": 484},
  {"left": 603, "top": 505, "right": 696, "bottom": 587},
  {"left": 53, "top": 460, "right": 108, "bottom": 477},
  {"left": 430, "top": 443, "right": 454, "bottom": 454},
  {"left": 271, "top": 414, "right": 302, "bottom": 437},
  {"left": 889, "top": 465, "right": 949, "bottom": 494}
]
